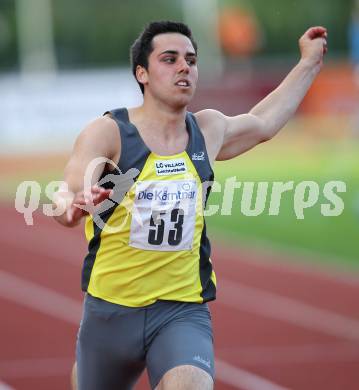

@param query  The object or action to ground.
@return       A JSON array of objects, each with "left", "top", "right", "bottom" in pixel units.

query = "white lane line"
[
  {"left": 4, "top": 216, "right": 359, "bottom": 287},
  {"left": 0, "top": 270, "right": 82, "bottom": 325},
  {"left": 0, "top": 380, "right": 16, "bottom": 390},
  {"left": 1, "top": 356, "right": 295, "bottom": 390},
  {"left": 0, "top": 270, "right": 288, "bottom": 389},
  {"left": 3, "top": 235, "right": 359, "bottom": 343},
  {"left": 217, "top": 343, "right": 359, "bottom": 365},
  {"left": 219, "top": 278, "right": 359, "bottom": 342},
  {"left": 0, "top": 358, "right": 73, "bottom": 379},
  {"left": 1, "top": 219, "right": 83, "bottom": 266},
  {"left": 216, "top": 360, "right": 291, "bottom": 390},
  {"left": 212, "top": 238, "right": 359, "bottom": 287}
]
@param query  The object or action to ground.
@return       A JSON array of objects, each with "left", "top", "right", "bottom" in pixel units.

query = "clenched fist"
[{"left": 299, "top": 26, "right": 328, "bottom": 69}]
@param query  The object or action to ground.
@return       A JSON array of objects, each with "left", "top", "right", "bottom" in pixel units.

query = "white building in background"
[
  {"left": 1, "top": 0, "right": 222, "bottom": 154},
  {"left": 0, "top": 69, "right": 142, "bottom": 154},
  {"left": 3, "top": 2, "right": 142, "bottom": 154}
]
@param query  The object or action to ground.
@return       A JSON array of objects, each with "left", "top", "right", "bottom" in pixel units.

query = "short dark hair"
[{"left": 130, "top": 21, "right": 198, "bottom": 94}]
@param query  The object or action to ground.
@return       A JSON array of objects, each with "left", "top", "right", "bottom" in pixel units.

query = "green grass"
[
  {"left": 0, "top": 170, "right": 64, "bottom": 203},
  {"left": 206, "top": 138, "right": 359, "bottom": 270},
  {"left": 2, "top": 131, "right": 358, "bottom": 271}
]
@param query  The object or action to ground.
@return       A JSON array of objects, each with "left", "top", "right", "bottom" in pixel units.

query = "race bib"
[{"left": 129, "top": 180, "right": 197, "bottom": 251}]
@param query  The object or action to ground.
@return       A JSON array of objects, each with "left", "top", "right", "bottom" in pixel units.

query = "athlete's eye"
[
  {"left": 163, "top": 57, "right": 176, "bottom": 63},
  {"left": 186, "top": 58, "right": 197, "bottom": 66}
]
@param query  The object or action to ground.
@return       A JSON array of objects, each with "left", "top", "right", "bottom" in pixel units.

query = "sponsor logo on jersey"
[
  {"left": 137, "top": 188, "right": 195, "bottom": 201},
  {"left": 155, "top": 158, "right": 187, "bottom": 176},
  {"left": 191, "top": 151, "right": 205, "bottom": 161}
]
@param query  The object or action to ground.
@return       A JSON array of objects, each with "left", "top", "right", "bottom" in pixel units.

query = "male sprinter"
[{"left": 54, "top": 21, "right": 327, "bottom": 390}]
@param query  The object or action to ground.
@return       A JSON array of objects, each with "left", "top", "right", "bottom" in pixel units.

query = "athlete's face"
[{"left": 138, "top": 33, "right": 198, "bottom": 108}]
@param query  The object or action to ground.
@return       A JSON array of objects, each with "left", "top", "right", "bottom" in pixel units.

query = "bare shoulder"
[
  {"left": 193, "top": 109, "right": 227, "bottom": 164},
  {"left": 79, "top": 115, "right": 119, "bottom": 139},
  {"left": 194, "top": 109, "right": 227, "bottom": 132},
  {"left": 75, "top": 115, "right": 120, "bottom": 159}
]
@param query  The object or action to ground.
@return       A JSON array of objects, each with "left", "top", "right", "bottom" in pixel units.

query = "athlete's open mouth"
[{"left": 175, "top": 79, "right": 191, "bottom": 87}]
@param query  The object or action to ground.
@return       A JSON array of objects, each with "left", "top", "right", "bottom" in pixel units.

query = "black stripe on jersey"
[
  {"left": 81, "top": 108, "right": 150, "bottom": 292},
  {"left": 185, "top": 112, "right": 216, "bottom": 302},
  {"left": 81, "top": 206, "right": 116, "bottom": 291},
  {"left": 185, "top": 112, "right": 214, "bottom": 186},
  {"left": 112, "top": 108, "right": 151, "bottom": 173},
  {"left": 199, "top": 221, "right": 216, "bottom": 302}
]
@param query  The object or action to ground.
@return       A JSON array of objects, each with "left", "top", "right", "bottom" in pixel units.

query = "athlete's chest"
[
  {"left": 129, "top": 152, "right": 202, "bottom": 252},
  {"left": 136, "top": 129, "right": 189, "bottom": 157}
]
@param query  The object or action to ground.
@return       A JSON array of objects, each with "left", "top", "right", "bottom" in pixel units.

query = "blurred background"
[
  {"left": 1, "top": 0, "right": 358, "bottom": 266},
  {"left": 0, "top": 1, "right": 359, "bottom": 389}
]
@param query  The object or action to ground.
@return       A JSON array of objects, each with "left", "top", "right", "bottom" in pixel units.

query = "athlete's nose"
[{"left": 178, "top": 57, "right": 190, "bottom": 74}]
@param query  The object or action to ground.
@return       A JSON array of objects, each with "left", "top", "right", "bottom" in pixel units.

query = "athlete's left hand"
[
  {"left": 69, "top": 185, "right": 113, "bottom": 224},
  {"left": 53, "top": 185, "right": 112, "bottom": 227},
  {"left": 299, "top": 26, "right": 327, "bottom": 68}
]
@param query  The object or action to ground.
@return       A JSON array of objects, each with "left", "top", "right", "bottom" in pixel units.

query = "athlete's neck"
[
  {"left": 128, "top": 102, "right": 189, "bottom": 156},
  {"left": 130, "top": 102, "right": 187, "bottom": 140}
]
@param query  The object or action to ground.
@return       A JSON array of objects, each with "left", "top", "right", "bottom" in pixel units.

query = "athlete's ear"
[{"left": 136, "top": 65, "right": 148, "bottom": 86}]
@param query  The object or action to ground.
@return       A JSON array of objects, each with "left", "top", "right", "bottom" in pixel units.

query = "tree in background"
[
  {"left": 0, "top": 0, "right": 354, "bottom": 71},
  {"left": 218, "top": 5, "right": 262, "bottom": 57}
]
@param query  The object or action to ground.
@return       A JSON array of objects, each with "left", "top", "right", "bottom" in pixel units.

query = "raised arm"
[
  {"left": 196, "top": 26, "right": 327, "bottom": 162},
  {"left": 53, "top": 115, "right": 120, "bottom": 227}
]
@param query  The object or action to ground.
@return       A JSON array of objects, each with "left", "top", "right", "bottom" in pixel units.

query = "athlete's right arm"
[{"left": 53, "top": 115, "right": 120, "bottom": 227}]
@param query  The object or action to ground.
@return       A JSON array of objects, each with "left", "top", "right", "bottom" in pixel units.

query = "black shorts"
[{"left": 76, "top": 294, "right": 214, "bottom": 389}]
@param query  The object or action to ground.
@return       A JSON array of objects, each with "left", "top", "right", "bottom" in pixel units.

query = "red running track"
[{"left": 1, "top": 204, "right": 359, "bottom": 390}]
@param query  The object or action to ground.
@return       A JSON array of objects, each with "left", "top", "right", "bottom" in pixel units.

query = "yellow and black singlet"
[{"left": 82, "top": 108, "right": 216, "bottom": 307}]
